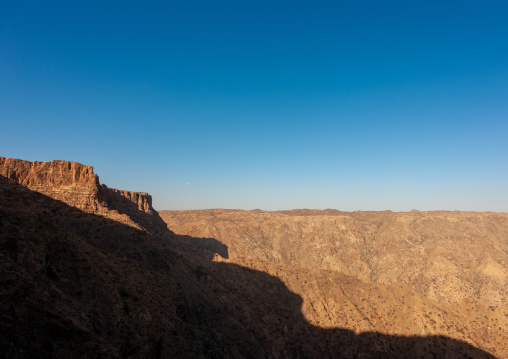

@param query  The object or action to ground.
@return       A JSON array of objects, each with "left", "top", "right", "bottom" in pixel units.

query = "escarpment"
[
  {"left": 0, "top": 157, "right": 101, "bottom": 212},
  {"left": 100, "top": 185, "right": 154, "bottom": 214},
  {"left": 0, "top": 157, "right": 153, "bottom": 214},
  {"left": 0, "top": 157, "right": 164, "bottom": 233}
]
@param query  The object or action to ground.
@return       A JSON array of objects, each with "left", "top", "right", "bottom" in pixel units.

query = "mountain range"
[{"left": 1, "top": 157, "right": 506, "bottom": 358}]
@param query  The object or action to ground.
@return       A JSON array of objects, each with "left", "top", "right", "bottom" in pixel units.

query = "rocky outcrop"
[
  {"left": 100, "top": 185, "right": 154, "bottom": 214},
  {"left": 0, "top": 157, "right": 155, "bottom": 215},
  {"left": 0, "top": 157, "right": 161, "bottom": 232},
  {"left": 99, "top": 184, "right": 170, "bottom": 234},
  {"left": 0, "top": 157, "right": 100, "bottom": 212}
]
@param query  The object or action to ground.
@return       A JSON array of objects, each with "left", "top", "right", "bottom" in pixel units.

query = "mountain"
[
  {"left": 160, "top": 209, "right": 508, "bottom": 305},
  {"left": 160, "top": 209, "right": 508, "bottom": 357},
  {"left": 0, "top": 157, "right": 505, "bottom": 358}
]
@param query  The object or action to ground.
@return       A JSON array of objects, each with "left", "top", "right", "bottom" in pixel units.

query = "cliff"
[
  {"left": 0, "top": 157, "right": 164, "bottom": 233},
  {"left": 100, "top": 185, "right": 154, "bottom": 214},
  {"left": 0, "top": 157, "right": 101, "bottom": 212}
]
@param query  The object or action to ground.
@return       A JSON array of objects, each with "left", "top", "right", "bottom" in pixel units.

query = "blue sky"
[{"left": 1, "top": 0, "right": 507, "bottom": 211}]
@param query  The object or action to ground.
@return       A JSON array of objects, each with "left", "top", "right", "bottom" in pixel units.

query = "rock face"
[
  {"left": 0, "top": 157, "right": 506, "bottom": 358},
  {"left": 0, "top": 156, "right": 154, "bottom": 215},
  {"left": 0, "top": 157, "right": 163, "bottom": 233},
  {"left": 0, "top": 157, "right": 101, "bottom": 212},
  {"left": 100, "top": 186, "right": 154, "bottom": 214}
]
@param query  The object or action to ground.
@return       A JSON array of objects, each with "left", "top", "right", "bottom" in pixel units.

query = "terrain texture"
[
  {"left": 0, "top": 157, "right": 506, "bottom": 358},
  {"left": 160, "top": 209, "right": 508, "bottom": 306},
  {"left": 160, "top": 209, "right": 508, "bottom": 357}
]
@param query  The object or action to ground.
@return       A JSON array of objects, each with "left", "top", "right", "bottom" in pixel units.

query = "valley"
[{"left": 0, "top": 157, "right": 506, "bottom": 358}]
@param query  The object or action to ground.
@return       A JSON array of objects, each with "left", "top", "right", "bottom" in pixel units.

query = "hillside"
[
  {"left": 0, "top": 157, "right": 505, "bottom": 358},
  {"left": 160, "top": 209, "right": 508, "bottom": 357},
  {"left": 160, "top": 209, "right": 508, "bottom": 306}
]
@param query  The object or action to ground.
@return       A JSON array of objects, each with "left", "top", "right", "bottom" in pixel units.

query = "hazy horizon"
[{"left": 1, "top": 1, "right": 507, "bottom": 212}]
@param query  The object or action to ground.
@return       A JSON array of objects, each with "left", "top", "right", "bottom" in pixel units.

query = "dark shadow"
[
  {"left": 0, "top": 175, "right": 498, "bottom": 358},
  {"left": 98, "top": 184, "right": 171, "bottom": 237},
  {"left": 98, "top": 185, "right": 230, "bottom": 260},
  {"left": 198, "top": 260, "right": 498, "bottom": 358},
  {"left": 174, "top": 234, "right": 229, "bottom": 259}
]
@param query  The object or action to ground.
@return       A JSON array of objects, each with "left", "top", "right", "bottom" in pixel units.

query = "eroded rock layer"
[
  {"left": 0, "top": 157, "right": 164, "bottom": 233},
  {"left": 0, "top": 157, "right": 100, "bottom": 212}
]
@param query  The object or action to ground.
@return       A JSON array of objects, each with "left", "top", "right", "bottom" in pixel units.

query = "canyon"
[
  {"left": 160, "top": 209, "right": 508, "bottom": 306},
  {"left": 1, "top": 157, "right": 507, "bottom": 358}
]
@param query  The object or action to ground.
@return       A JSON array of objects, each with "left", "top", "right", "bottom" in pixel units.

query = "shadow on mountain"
[
  {"left": 0, "top": 175, "right": 496, "bottom": 358},
  {"left": 174, "top": 234, "right": 229, "bottom": 259},
  {"left": 98, "top": 184, "right": 170, "bottom": 237},
  {"left": 98, "top": 185, "right": 229, "bottom": 260}
]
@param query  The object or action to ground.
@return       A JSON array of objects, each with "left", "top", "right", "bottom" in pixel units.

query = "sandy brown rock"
[
  {"left": 0, "top": 157, "right": 100, "bottom": 212},
  {"left": 100, "top": 185, "right": 154, "bottom": 214},
  {"left": 0, "top": 157, "right": 164, "bottom": 233}
]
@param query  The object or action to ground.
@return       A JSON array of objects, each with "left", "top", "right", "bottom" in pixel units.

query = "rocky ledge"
[{"left": 0, "top": 157, "right": 154, "bottom": 216}]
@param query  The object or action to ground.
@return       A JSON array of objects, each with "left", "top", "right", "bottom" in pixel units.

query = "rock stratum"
[
  {"left": 0, "top": 156, "right": 507, "bottom": 358},
  {"left": 0, "top": 157, "right": 165, "bottom": 234}
]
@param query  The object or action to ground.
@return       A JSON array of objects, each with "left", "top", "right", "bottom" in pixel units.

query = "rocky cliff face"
[
  {"left": 0, "top": 157, "right": 101, "bottom": 212},
  {"left": 100, "top": 185, "right": 154, "bottom": 214},
  {"left": 0, "top": 157, "right": 154, "bottom": 215},
  {"left": 0, "top": 157, "right": 162, "bottom": 233}
]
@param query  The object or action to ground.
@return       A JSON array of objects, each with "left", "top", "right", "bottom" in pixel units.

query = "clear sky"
[{"left": 1, "top": 1, "right": 507, "bottom": 211}]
